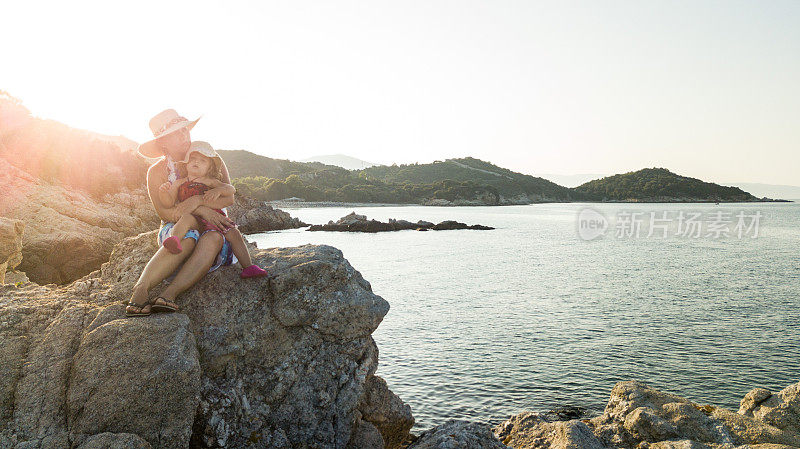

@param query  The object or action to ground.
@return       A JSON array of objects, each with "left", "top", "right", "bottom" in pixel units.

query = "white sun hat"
[
  {"left": 178, "top": 140, "right": 222, "bottom": 172},
  {"left": 136, "top": 109, "right": 201, "bottom": 158}
]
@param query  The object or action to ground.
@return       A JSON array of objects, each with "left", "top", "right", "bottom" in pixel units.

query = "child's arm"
[
  {"left": 158, "top": 180, "right": 178, "bottom": 207},
  {"left": 200, "top": 178, "right": 236, "bottom": 203}
]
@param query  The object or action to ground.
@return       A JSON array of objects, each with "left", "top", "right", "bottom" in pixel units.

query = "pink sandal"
[
  {"left": 241, "top": 265, "right": 269, "bottom": 278},
  {"left": 163, "top": 236, "right": 182, "bottom": 254}
]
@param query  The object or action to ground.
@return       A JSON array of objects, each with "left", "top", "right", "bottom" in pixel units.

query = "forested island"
[{"left": 222, "top": 150, "right": 782, "bottom": 205}]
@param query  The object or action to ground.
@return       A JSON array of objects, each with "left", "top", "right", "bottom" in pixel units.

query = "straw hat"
[
  {"left": 179, "top": 141, "right": 222, "bottom": 172},
  {"left": 137, "top": 109, "right": 200, "bottom": 158}
]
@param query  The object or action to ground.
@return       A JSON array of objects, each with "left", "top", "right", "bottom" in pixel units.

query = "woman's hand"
[
  {"left": 159, "top": 181, "right": 172, "bottom": 194},
  {"left": 174, "top": 195, "right": 203, "bottom": 220},
  {"left": 195, "top": 206, "right": 235, "bottom": 232}
]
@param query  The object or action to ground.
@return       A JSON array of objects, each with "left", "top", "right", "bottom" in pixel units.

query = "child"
[{"left": 158, "top": 141, "right": 269, "bottom": 278}]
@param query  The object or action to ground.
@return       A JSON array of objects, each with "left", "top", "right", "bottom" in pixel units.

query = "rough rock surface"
[
  {"left": 227, "top": 194, "right": 307, "bottom": 234},
  {"left": 0, "top": 217, "right": 24, "bottom": 284},
  {"left": 495, "top": 412, "right": 605, "bottom": 449},
  {"left": 308, "top": 212, "right": 494, "bottom": 233},
  {"left": 0, "top": 230, "right": 414, "bottom": 448},
  {"left": 409, "top": 420, "right": 509, "bottom": 449},
  {"left": 495, "top": 381, "right": 800, "bottom": 449},
  {"left": 0, "top": 157, "right": 159, "bottom": 284}
]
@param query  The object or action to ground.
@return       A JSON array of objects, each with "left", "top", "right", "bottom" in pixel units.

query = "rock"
[
  {"left": 494, "top": 412, "right": 607, "bottom": 449},
  {"left": 739, "top": 388, "right": 773, "bottom": 416},
  {"left": 587, "top": 381, "right": 800, "bottom": 449},
  {"left": 226, "top": 195, "right": 307, "bottom": 234},
  {"left": 67, "top": 312, "right": 201, "bottom": 449},
  {"left": 0, "top": 217, "right": 24, "bottom": 285},
  {"left": 358, "top": 376, "right": 415, "bottom": 449},
  {"left": 739, "top": 383, "right": 800, "bottom": 434},
  {"left": 75, "top": 432, "right": 152, "bottom": 448},
  {"left": 410, "top": 420, "right": 510, "bottom": 448},
  {"left": 3, "top": 270, "right": 28, "bottom": 285},
  {"left": 308, "top": 213, "right": 494, "bottom": 233},
  {"left": 0, "top": 230, "right": 409, "bottom": 448},
  {"left": 0, "top": 218, "right": 24, "bottom": 269},
  {"left": 430, "top": 220, "right": 495, "bottom": 231},
  {"left": 0, "top": 157, "right": 159, "bottom": 284}
]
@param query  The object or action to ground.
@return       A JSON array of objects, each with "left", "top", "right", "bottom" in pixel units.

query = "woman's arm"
[{"left": 147, "top": 162, "right": 180, "bottom": 222}]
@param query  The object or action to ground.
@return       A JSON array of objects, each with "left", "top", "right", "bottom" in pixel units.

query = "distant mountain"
[
  {"left": 220, "top": 152, "right": 577, "bottom": 204},
  {"left": 574, "top": 168, "right": 758, "bottom": 202},
  {"left": 359, "top": 157, "right": 576, "bottom": 203},
  {"left": 300, "top": 154, "right": 376, "bottom": 170},
  {"left": 535, "top": 173, "right": 609, "bottom": 188},
  {"left": 724, "top": 182, "right": 800, "bottom": 200},
  {"left": 218, "top": 149, "right": 345, "bottom": 179}
]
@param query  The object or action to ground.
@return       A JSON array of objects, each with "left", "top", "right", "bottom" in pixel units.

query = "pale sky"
[{"left": 3, "top": 1, "right": 799, "bottom": 185}]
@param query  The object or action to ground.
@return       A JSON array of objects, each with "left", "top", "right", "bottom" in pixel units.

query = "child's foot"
[
  {"left": 241, "top": 265, "right": 269, "bottom": 278},
  {"left": 163, "top": 236, "right": 182, "bottom": 254}
]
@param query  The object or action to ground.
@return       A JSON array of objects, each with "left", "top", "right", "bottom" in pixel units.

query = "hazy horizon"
[{"left": 4, "top": 1, "right": 799, "bottom": 185}]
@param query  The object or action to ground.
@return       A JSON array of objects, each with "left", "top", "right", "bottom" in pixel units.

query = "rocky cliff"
[{"left": 0, "top": 231, "right": 414, "bottom": 448}]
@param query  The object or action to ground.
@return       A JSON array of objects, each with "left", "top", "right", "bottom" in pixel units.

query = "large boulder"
[
  {"left": 0, "top": 157, "right": 159, "bottom": 284},
  {"left": 0, "top": 230, "right": 413, "bottom": 448},
  {"left": 226, "top": 194, "right": 307, "bottom": 234}
]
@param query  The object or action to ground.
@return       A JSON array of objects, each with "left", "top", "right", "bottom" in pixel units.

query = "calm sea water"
[{"left": 248, "top": 202, "right": 800, "bottom": 431}]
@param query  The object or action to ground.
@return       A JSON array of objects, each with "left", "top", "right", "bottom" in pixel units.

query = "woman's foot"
[
  {"left": 126, "top": 286, "right": 153, "bottom": 317},
  {"left": 151, "top": 296, "right": 179, "bottom": 313},
  {"left": 241, "top": 265, "right": 269, "bottom": 278},
  {"left": 163, "top": 236, "right": 182, "bottom": 254}
]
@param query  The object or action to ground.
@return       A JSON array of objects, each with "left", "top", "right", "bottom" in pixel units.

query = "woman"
[{"left": 126, "top": 109, "right": 236, "bottom": 316}]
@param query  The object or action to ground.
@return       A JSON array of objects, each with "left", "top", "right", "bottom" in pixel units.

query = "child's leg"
[
  {"left": 164, "top": 214, "right": 200, "bottom": 254},
  {"left": 224, "top": 227, "right": 253, "bottom": 267},
  {"left": 169, "top": 214, "right": 199, "bottom": 239},
  {"left": 225, "top": 228, "right": 270, "bottom": 278}
]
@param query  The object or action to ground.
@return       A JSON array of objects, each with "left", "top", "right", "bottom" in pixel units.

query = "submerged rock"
[
  {"left": 0, "top": 230, "right": 413, "bottom": 448},
  {"left": 308, "top": 212, "right": 494, "bottom": 233}
]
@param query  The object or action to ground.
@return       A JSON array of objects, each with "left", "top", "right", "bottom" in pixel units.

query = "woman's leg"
[
  {"left": 128, "top": 239, "right": 197, "bottom": 312},
  {"left": 224, "top": 228, "right": 253, "bottom": 267},
  {"left": 157, "top": 231, "right": 223, "bottom": 303}
]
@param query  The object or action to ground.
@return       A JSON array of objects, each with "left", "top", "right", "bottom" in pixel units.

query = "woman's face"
[
  {"left": 185, "top": 152, "right": 213, "bottom": 179},
  {"left": 158, "top": 128, "right": 191, "bottom": 159}
]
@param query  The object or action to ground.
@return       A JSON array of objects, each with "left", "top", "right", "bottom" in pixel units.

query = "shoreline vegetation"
[{"left": 220, "top": 150, "right": 790, "bottom": 206}]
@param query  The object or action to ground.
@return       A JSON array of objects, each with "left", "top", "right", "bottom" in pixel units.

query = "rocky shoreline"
[
  {"left": 308, "top": 212, "right": 494, "bottom": 233},
  {"left": 2, "top": 222, "right": 798, "bottom": 448}
]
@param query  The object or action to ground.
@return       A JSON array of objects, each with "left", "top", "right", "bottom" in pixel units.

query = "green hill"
[
  {"left": 220, "top": 151, "right": 577, "bottom": 204},
  {"left": 574, "top": 168, "right": 758, "bottom": 202},
  {"left": 359, "top": 157, "right": 576, "bottom": 202}
]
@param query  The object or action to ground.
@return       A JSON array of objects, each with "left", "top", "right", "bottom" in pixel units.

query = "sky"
[{"left": 3, "top": 0, "right": 799, "bottom": 185}]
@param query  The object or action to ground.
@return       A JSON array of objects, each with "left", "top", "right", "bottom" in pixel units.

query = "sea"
[{"left": 248, "top": 201, "right": 800, "bottom": 431}]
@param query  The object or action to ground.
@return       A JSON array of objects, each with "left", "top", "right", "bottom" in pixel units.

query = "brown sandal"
[
  {"left": 150, "top": 296, "right": 178, "bottom": 313},
  {"left": 126, "top": 297, "right": 155, "bottom": 317}
]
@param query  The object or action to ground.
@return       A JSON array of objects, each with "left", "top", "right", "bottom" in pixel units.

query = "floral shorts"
[{"left": 158, "top": 222, "right": 237, "bottom": 273}]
